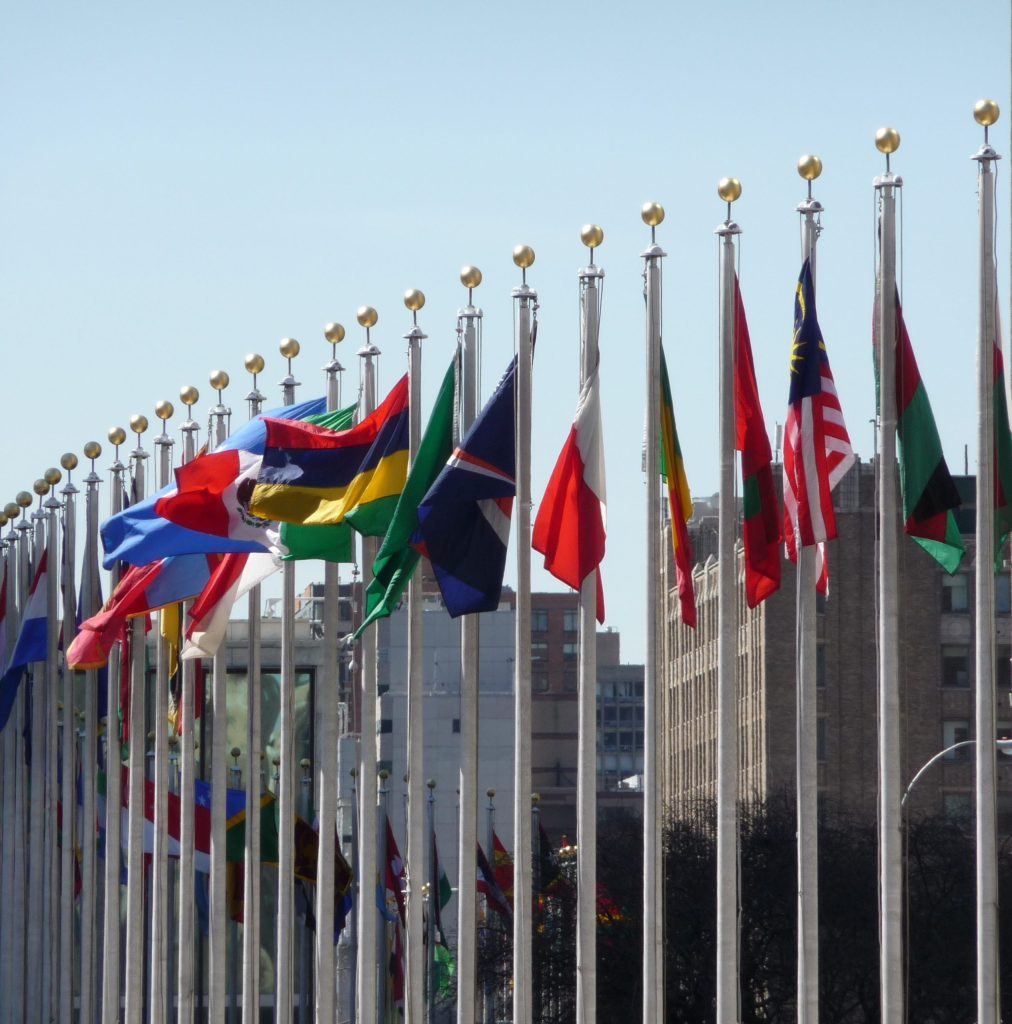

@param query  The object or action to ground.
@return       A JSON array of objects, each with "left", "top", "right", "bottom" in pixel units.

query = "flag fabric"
[
  {"left": 476, "top": 840, "right": 512, "bottom": 919},
  {"left": 733, "top": 277, "right": 782, "bottom": 606},
  {"left": 537, "top": 823, "right": 562, "bottom": 891},
  {"left": 251, "top": 376, "right": 409, "bottom": 536},
  {"left": 533, "top": 364, "right": 606, "bottom": 623},
  {"left": 100, "top": 396, "right": 326, "bottom": 569},
  {"left": 356, "top": 355, "right": 457, "bottom": 637},
  {"left": 0, "top": 552, "right": 48, "bottom": 731},
  {"left": 414, "top": 357, "right": 516, "bottom": 617},
  {"left": 384, "top": 817, "right": 406, "bottom": 924},
  {"left": 873, "top": 286, "right": 965, "bottom": 573},
  {"left": 660, "top": 346, "right": 697, "bottom": 628},
  {"left": 993, "top": 311, "right": 1012, "bottom": 565},
  {"left": 491, "top": 831, "right": 514, "bottom": 908},
  {"left": 0, "top": 563, "right": 8, "bottom": 676},
  {"left": 783, "top": 259, "right": 855, "bottom": 560},
  {"left": 224, "top": 789, "right": 280, "bottom": 866},
  {"left": 431, "top": 831, "right": 452, "bottom": 947}
]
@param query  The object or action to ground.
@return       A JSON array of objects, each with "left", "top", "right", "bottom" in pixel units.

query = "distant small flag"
[{"left": 0, "top": 552, "right": 49, "bottom": 731}]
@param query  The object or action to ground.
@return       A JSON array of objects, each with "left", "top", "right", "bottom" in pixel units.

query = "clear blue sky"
[{"left": 1, "top": 0, "right": 1009, "bottom": 663}]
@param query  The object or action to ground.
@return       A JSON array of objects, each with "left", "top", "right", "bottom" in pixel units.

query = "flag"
[
  {"left": 100, "top": 396, "right": 326, "bottom": 568},
  {"left": 733, "top": 276, "right": 782, "bottom": 606},
  {"left": 431, "top": 830, "right": 452, "bottom": 947},
  {"left": 783, "top": 259, "right": 854, "bottom": 560},
  {"left": 533, "top": 364, "right": 606, "bottom": 622},
  {"left": 414, "top": 357, "right": 516, "bottom": 617},
  {"left": 0, "top": 552, "right": 48, "bottom": 731},
  {"left": 873, "top": 286, "right": 965, "bottom": 573},
  {"left": 537, "top": 822, "right": 562, "bottom": 891},
  {"left": 356, "top": 355, "right": 457, "bottom": 637},
  {"left": 0, "top": 563, "right": 8, "bottom": 676},
  {"left": 491, "top": 831, "right": 514, "bottom": 908},
  {"left": 993, "top": 311, "right": 1012, "bottom": 565},
  {"left": 251, "top": 376, "right": 409, "bottom": 536},
  {"left": 224, "top": 789, "right": 279, "bottom": 865},
  {"left": 660, "top": 346, "right": 697, "bottom": 628},
  {"left": 385, "top": 817, "right": 406, "bottom": 924},
  {"left": 476, "top": 840, "right": 512, "bottom": 919}
]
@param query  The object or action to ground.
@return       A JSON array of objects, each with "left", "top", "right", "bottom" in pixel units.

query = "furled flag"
[
  {"left": 872, "top": 285, "right": 965, "bottom": 573},
  {"left": 251, "top": 376, "right": 409, "bottom": 537},
  {"left": 660, "top": 346, "right": 697, "bottom": 628},
  {"left": 0, "top": 552, "right": 48, "bottom": 731},
  {"left": 533, "top": 364, "right": 606, "bottom": 622},
  {"left": 783, "top": 259, "right": 854, "bottom": 562},
  {"left": 733, "top": 276, "right": 782, "bottom": 606},
  {"left": 100, "top": 396, "right": 326, "bottom": 568},
  {"left": 414, "top": 357, "right": 516, "bottom": 617},
  {"left": 0, "top": 562, "right": 8, "bottom": 676},
  {"left": 431, "top": 830, "right": 453, "bottom": 947},
  {"left": 476, "top": 839, "right": 512, "bottom": 919},
  {"left": 385, "top": 816, "right": 407, "bottom": 924},
  {"left": 993, "top": 310, "right": 1012, "bottom": 565},
  {"left": 356, "top": 354, "right": 457, "bottom": 637},
  {"left": 491, "top": 831, "right": 514, "bottom": 908}
]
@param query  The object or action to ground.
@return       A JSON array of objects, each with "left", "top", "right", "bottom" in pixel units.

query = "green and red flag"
[{"left": 733, "top": 276, "right": 781, "bottom": 606}]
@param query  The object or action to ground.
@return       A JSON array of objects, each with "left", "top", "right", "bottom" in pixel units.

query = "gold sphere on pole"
[
  {"left": 34, "top": 479, "right": 49, "bottom": 496},
  {"left": 244, "top": 353, "right": 265, "bottom": 375},
  {"left": 641, "top": 202, "right": 665, "bottom": 227},
  {"left": 83, "top": 441, "right": 102, "bottom": 460},
  {"left": 179, "top": 386, "right": 199, "bottom": 407},
  {"left": 155, "top": 400, "right": 174, "bottom": 421},
  {"left": 460, "top": 266, "right": 482, "bottom": 289},
  {"left": 356, "top": 306, "right": 378, "bottom": 329},
  {"left": 717, "top": 177, "right": 742, "bottom": 203},
  {"left": 580, "top": 224, "right": 604, "bottom": 248},
  {"left": 403, "top": 288, "right": 425, "bottom": 312},
  {"left": 974, "top": 99, "right": 1000, "bottom": 126},
  {"left": 130, "top": 414, "right": 148, "bottom": 435},
  {"left": 0, "top": 513, "right": 6, "bottom": 528},
  {"left": 108, "top": 426, "right": 126, "bottom": 446},
  {"left": 5, "top": 501, "right": 22, "bottom": 518},
  {"left": 44, "top": 467, "right": 62, "bottom": 486},
  {"left": 16, "top": 492, "right": 33, "bottom": 509},
  {"left": 209, "top": 370, "right": 230, "bottom": 392},
  {"left": 324, "top": 323, "right": 345, "bottom": 345},
  {"left": 279, "top": 338, "right": 300, "bottom": 359},
  {"left": 513, "top": 244, "right": 535, "bottom": 269},
  {"left": 875, "top": 127, "right": 901, "bottom": 154},
  {"left": 60, "top": 453, "right": 78, "bottom": 472},
  {"left": 797, "top": 154, "right": 823, "bottom": 181}
]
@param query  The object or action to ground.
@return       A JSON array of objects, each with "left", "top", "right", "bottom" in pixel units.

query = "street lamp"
[{"left": 901, "top": 737, "right": 1012, "bottom": 807}]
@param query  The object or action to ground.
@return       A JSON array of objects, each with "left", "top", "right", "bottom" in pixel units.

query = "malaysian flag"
[{"left": 783, "top": 259, "right": 854, "bottom": 561}]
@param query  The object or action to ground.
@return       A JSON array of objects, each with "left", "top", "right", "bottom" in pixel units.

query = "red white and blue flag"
[{"left": 0, "top": 552, "right": 49, "bottom": 731}]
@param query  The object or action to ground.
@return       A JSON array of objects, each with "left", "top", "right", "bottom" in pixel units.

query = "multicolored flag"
[
  {"left": 733, "top": 277, "right": 782, "bottom": 606},
  {"left": 0, "top": 552, "right": 48, "bottom": 731},
  {"left": 476, "top": 839, "right": 512, "bottom": 919},
  {"left": 660, "top": 346, "right": 696, "bottom": 628},
  {"left": 533, "top": 364, "right": 606, "bottom": 622},
  {"left": 414, "top": 357, "right": 516, "bottom": 617},
  {"left": 384, "top": 816, "right": 407, "bottom": 924}
]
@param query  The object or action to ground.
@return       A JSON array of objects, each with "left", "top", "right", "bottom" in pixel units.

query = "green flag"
[
  {"left": 225, "top": 790, "right": 280, "bottom": 864},
  {"left": 355, "top": 354, "right": 457, "bottom": 637}
]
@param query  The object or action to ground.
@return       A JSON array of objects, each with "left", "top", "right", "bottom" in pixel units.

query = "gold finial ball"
[
  {"left": 797, "top": 154, "right": 823, "bottom": 181},
  {"left": 975, "top": 99, "right": 1000, "bottom": 127},
  {"left": 230, "top": 746, "right": 241, "bottom": 759},
  {"left": 357, "top": 306, "right": 378, "bottom": 329},
  {"left": 16, "top": 492, "right": 33, "bottom": 509},
  {"left": 875, "top": 127, "right": 901, "bottom": 154},
  {"left": 0, "top": 513, "right": 6, "bottom": 528},
  {"left": 83, "top": 441, "right": 102, "bottom": 460},
  {"left": 155, "top": 400, "right": 174, "bottom": 421},
  {"left": 581, "top": 224, "right": 604, "bottom": 248},
  {"left": 60, "top": 453, "right": 78, "bottom": 471},
  {"left": 34, "top": 479, "right": 49, "bottom": 496},
  {"left": 641, "top": 202, "right": 665, "bottom": 227},
  {"left": 279, "top": 337, "right": 300, "bottom": 359},
  {"left": 209, "top": 369, "right": 230, "bottom": 391},
  {"left": 403, "top": 288, "right": 425, "bottom": 312},
  {"left": 324, "top": 323, "right": 345, "bottom": 345},
  {"left": 513, "top": 244, "right": 535, "bottom": 269},
  {"left": 460, "top": 265, "right": 482, "bottom": 289},
  {"left": 300, "top": 757, "right": 311, "bottom": 768},
  {"left": 3, "top": 501, "right": 17, "bottom": 519},
  {"left": 44, "top": 467, "right": 61, "bottom": 486},
  {"left": 108, "top": 426, "right": 126, "bottom": 446},
  {"left": 179, "top": 385, "right": 199, "bottom": 407},
  {"left": 129, "top": 414, "right": 148, "bottom": 435},
  {"left": 717, "top": 177, "right": 742, "bottom": 203},
  {"left": 244, "top": 353, "right": 265, "bottom": 375}
]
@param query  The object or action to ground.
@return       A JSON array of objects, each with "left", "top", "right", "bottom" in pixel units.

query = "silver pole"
[
  {"left": 230, "top": 750, "right": 243, "bottom": 1024},
  {"left": 377, "top": 771, "right": 390, "bottom": 1023},
  {"left": 426, "top": 780, "right": 437, "bottom": 1024},
  {"left": 512, "top": 245, "right": 536, "bottom": 1024}
]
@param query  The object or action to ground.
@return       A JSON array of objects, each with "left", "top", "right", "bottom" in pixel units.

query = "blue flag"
[
  {"left": 413, "top": 358, "right": 516, "bottom": 617},
  {"left": 0, "top": 552, "right": 49, "bottom": 732}
]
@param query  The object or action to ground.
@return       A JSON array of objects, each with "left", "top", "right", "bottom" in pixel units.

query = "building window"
[
  {"left": 816, "top": 645, "right": 827, "bottom": 688},
  {"left": 942, "top": 573, "right": 969, "bottom": 613},
  {"left": 817, "top": 717, "right": 827, "bottom": 762},
  {"left": 532, "top": 642, "right": 549, "bottom": 663},
  {"left": 941, "top": 645, "right": 970, "bottom": 688},
  {"left": 563, "top": 671, "right": 577, "bottom": 692},
  {"left": 532, "top": 609, "right": 549, "bottom": 633},
  {"left": 452, "top": 718, "right": 460, "bottom": 734},
  {"left": 998, "top": 576, "right": 1012, "bottom": 615},
  {"left": 378, "top": 718, "right": 393, "bottom": 734},
  {"left": 943, "top": 793, "right": 972, "bottom": 820},
  {"left": 563, "top": 642, "right": 578, "bottom": 663},
  {"left": 942, "top": 720, "right": 971, "bottom": 758},
  {"left": 533, "top": 673, "right": 549, "bottom": 693},
  {"left": 997, "top": 647, "right": 1012, "bottom": 691},
  {"left": 602, "top": 706, "right": 617, "bottom": 724},
  {"left": 563, "top": 609, "right": 579, "bottom": 633}
]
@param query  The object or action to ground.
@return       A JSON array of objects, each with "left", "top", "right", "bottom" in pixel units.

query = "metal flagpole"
[
  {"left": 484, "top": 789, "right": 495, "bottom": 1024},
  {"left": 512, "top": 243, "right": 536, "bottom": 1024},
  {"left": 276, "top": 341, "right": 301, "bottom": 1021},
  {"left": 872, "top": 129, "right": 904, "bottom": 1024},
  {"left": 404, "top": 287, "right": 428, "bottom": 1024},
  {"left": 576, "top": 225, "right": 604, "bottom": 1024},
  {"left": 177, "top": 385, "right": 201, "bottom": 1024},
  {"left": 377, "top": 771, "right": 390, "bottom": 1023},
  {"left": 124, "top": 413, "right": 149, "bottom": 1024},
  {"left": 59, "top": 453, "right": 80, "bottom": 1023},
  {"left": 795, "top": 160, "right": 823, "bottom": 1024},
  {"left": 640, "top": 205, "right": 665, "bottom": 1024},
  {"left": 151, "top": 400, "right": 176, "bottom": 1022},
  {"left": 102, "top": 427, "right": 127, "bottom": 1024},
  {"left": 426, "top": 779, "right": 437, "bottom": 1024},
  {"left": 0, "top": 516, "right": 7, "bottom": 1024},
  {"left": 231, "top": 749, "right": 244, "bottom": 1023},
  {"left": 715, "top": 180, "right": 742, "bottom": 1024},
  {"left": 242, "top": 354, "right": 266, "bottom": 1024},
  {"left": 208, "top": 370, "right": 233, "bottom": 1024},
  {"left": 299, "top": 758, "right": 313, "bottom": 1021},
  {"left": 356, "top": 306, "right": 381, "bottom": 1024},
  {"left": 457, "top": 265, "right": 483, "bottom": 1024},
  {"left": 973, "top": 97, "right": 1002, "bottom": 1024}
]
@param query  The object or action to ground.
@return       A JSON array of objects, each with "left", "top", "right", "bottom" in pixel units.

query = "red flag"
[{"left": 384, "top": 817, "right": 406, "bottom": 924}]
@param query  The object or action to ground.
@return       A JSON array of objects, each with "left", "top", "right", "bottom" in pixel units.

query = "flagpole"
[
  {"left": 378, "top": 770, "right": 390, "bottom": 1022},
  {"left": 356, "top": 306, "right": 381, "bottom": 1024},
  {"left": 457, "top": 264, "right": 483, "bottom": 1024},
  {"left": 973, "top": 98, "right": 1002, "bottom": 1024},
  {"left": 102, "top": 427, "right": 127, "bottom": 1024},
  {"left": 640, "top": 204, "right": 665, "bottom": 1024},
  {"left": 176, "top": 386, "right": 201, "bottom": 1024},
  {"left": 575, "top": 225, "right": 603, "bottom": 1024},
  {"left": 426, "top": 779, "right": 437, "bottom": 1024},
  {"left": 872, "top": 129, "right": 904, "bottom": 1024},
  {"left": 485, "top": 788, "right": 495, "bottom": 1024},
  {"left": 512, "top": 243, "right": 536, "bottom": 1024}
]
